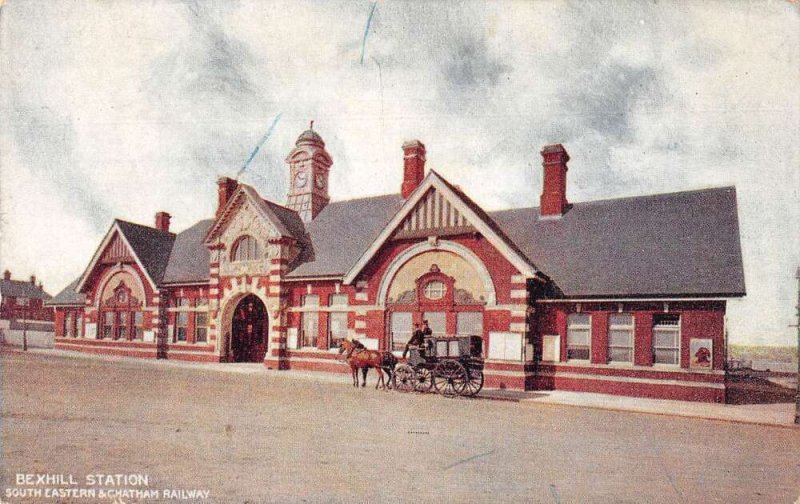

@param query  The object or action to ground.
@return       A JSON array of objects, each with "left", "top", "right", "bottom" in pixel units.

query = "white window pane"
[
  {"left": 423, "top": 312, "right": 446, "bottom": 335},
  {"left": 653, "top": 329, "right": 678, "bottom": 348},
  {"left": 568, "top": 313, "right": 590, "bottom": 326},
  {"left": 330, "top": 294, "right": 348, "bottom": 306},
  {"left": 610, "top": 313, "right": 633, "bottom": 327},
  {"left": 654, "top": 348, "right": 679, "bottom": 365},
  {"left": 609, "top": 329, "right": 632, "bottom": 346},
  {"left": 391, "top": 312, "right": 412, "bottom": 351},
  {"left": 456, "top": 312, "right": 483, "bottom": 336},
  {"left": 609, "top": 348, "right": 632, "bottom": 362},
  {"left": 303, "top": 295, "right": 319, "bottom": 307},
  {"left": 567, "top": 328, "right": 589, "bottom": 345}
]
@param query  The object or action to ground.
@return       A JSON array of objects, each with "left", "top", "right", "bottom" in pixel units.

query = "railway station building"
[{"left": 49, "top": 128, "right": 746, "bottom": 402}]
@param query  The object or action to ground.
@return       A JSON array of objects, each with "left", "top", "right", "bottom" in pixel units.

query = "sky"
[{"left": 1, "top": 0, "right": 798, "bottom": 346}]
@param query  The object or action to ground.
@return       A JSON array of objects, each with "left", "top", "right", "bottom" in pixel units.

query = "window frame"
[
  {"left": 389, "top": 311, "right": 413, "bottom": 352},
  {"left": 175, "top": 311, "right": 189, "bottom": 342},
  {"left": 608, "top": 313, "right": 634, "bottom": 364},
  {"left": 566, "top": 313, "right": 591, "bottom": 361},
  {"left": 231, "top": 235, "right": 260, "bottom": 262},
  {"left": 652, "top": 314, "right": 681, "bottom": 366}
]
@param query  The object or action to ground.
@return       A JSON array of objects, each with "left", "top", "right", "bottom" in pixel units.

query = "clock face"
[
  {"left": 315, "top": 173, "right": 325, "bottom": 189},
  {"left": 295, "top": 171, "right": 308, "bottom": 188}
]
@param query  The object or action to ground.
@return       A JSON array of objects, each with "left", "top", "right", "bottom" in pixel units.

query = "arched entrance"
[{"left": 230, "top": 294, "right": 268, "bottom": 362}]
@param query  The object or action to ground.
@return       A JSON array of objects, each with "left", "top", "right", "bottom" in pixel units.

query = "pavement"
[{"left": 21, "top": 347, "right": 800, "bottom": 428}]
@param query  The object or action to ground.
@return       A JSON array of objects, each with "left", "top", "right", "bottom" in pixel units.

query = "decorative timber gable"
[
  {"left": 100, "top": 232, "right": 135, "bottom": 264},
  {"left": 344, "top": 170, "right": 538, "bottom": 285},
  {"left": 392, "top": 187, "right": 476, "bottom": 240}
]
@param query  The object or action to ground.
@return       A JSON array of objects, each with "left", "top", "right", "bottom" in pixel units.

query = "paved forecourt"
[{"left": 2, "top": 349, "right": 799, "bottom": 503}]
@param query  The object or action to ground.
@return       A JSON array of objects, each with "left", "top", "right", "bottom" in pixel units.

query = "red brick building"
[
  {"left": 1, "top": 270, "right": 54, "bottom": 347},
  {"left": 50, "top": 128, "right": 745, "bottom": 402}
]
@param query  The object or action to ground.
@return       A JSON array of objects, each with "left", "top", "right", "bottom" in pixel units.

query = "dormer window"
[
  {"left": 423, "top": 280, "right": 446, "bottom": 300},
  {"left": 231, "top": 235, "right": 260, "bottom": 262}
]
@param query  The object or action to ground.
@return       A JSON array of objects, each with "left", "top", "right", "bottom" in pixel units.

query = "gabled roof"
[
  {"left": 205, "top": 184, "right": 306, "bottom": 244},
  {"left": 341, "top": 170, "right": 539, "bottom": 284},
  {"left": 75, "top": 220, "right": 175, "bottom": 293},
  {"left": 490, "top": 186, "right": 746, "bottom": 298},
  {"left": 46, "top": 278, "right": 85, "bottom": 306},
  {"left": 0, "top": 279, "right": 51, "bottom": 300},
  {"left": 162, "top": 220, "right": 214, "bottom": 284},
  {"left": 287, "top": 194, "right": 405, "bottom": 278}
]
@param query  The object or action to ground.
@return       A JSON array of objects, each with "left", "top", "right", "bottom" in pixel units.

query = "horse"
[{"left": 338, "top": 340, "right": 398, "bottom": 390}]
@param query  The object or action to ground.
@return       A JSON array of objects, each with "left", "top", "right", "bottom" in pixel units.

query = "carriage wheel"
[
  {"left": 414, "top": 367, "right": 433, "bottom": 393},
  {"left": 462, "top": 366, "right": 484, "bottom": 397},
  {"left": 393, "top": 364, "right": 415, "bottom": 393},
  {"left": 433, "top": 360, "right": 467, "bottom": 398}
]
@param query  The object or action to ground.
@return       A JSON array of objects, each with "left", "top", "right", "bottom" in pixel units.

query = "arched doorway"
[{"left": 230, "top": 294, "right": 268, "bottom": 363}]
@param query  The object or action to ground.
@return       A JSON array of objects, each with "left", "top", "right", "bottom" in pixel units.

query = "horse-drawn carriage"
[{"left": 393, "top": 335, "right": 484, "bottom": 397}]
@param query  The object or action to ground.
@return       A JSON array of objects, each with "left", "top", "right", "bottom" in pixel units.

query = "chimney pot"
[
  {"left": 539, "top": 143, "right": 570, "bottom": 217},
  {"left": 155, "top": 211, "right": 171, "bottom": 233},
  {"left": 3, "top": 270, "right": 9, "bottom": 281},
  {"left": 30, "top": 274, "right": 36, "bottom": 285},
  {"left": 217, "top": 177, "right": 239, "bottom": 219},
  {"left": 401, "top": 140, "right": 426, "bottom": 199}
]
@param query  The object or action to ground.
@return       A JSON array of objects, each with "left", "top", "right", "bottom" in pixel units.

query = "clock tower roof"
[{"left": 295, "top": 128, "right": 325, "bottom": 148}]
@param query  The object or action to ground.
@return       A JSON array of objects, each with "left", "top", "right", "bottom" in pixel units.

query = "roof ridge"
[
  {"left": 115, "top": 218, "right": 175, "bottom": 235},
  {"left": 328, "top": 193, "right": 403, "bottom": 204},
  {"left": 488, "top": 185, "right": 737, "bottom": 214}
]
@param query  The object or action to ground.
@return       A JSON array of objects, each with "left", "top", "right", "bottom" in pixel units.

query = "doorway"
[{"left": 230, "top": 294, "right": 268, "bottom": 363}]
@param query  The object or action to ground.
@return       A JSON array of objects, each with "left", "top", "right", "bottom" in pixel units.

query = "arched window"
[{"left": 232, "top": 235, "right": 260, "bottom": 262}]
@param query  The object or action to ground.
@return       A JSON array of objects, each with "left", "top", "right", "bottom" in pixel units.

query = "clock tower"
[{"left": 285, "top": 123, "right": 333, "bottom": 222}]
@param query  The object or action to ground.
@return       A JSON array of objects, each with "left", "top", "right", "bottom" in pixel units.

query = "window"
[
  {"left": 301, "top": 312, "right": 319, "bottom": 347},
  {"left": 174, "top": 297, "right": 189, "bottom": 308},
  {"left": 328, "top": 293, "right": 348, "bottom": 349},
  {"left": 329, "top": 293, "right": 348, "bottom": 307},
  {"left": 64, "top": 313, "right": 74, "bottom": 338},
  {"left": 76, "top": 312, "right": 83, "bottom": 338},
  {"left": 608, "top": 314, "right": 634, "bottom": 363},
  {"left": 456, "top": 312, "right": 483, "bottom": 337},
  {"left": 329, "top": 312, "right": 348, "bottom": 349},
  {"left": 567, "top": 313, "right": 591, "bottom": 360},
  {"left": 133, "top": 312, "right": 143, "bottom": 340},
  {"left": 195, "top": 311, "right": 208, "bottom": 343},
  {"left": 423, "top": 312, "right": 446, "bottom": 336},
  {"left": 116, "top": 312, "right": 128, "bottom": 340},
  {"left": 390, "top": 312, "right": 413, "bottom": 351},
  {"left": 423, "top": 281, "right": 446, "bottom": 300},
  {"left": 232, "top": 235, "right": 260, "bottom": 262},
  {"left": 653, "top": 314, "right": 680, "bottom": 365},
  {"left": 103, "top": 312, "right": 113, "bottom": 339},
  {"left": 175, "top": 312, "right": 188, "bottom": 342},
  {"left": 17, "top": 297, "right": 29, "bottom": 307},
  {"left": 301, "top": 295, "right": 319, "bottom": 347}
]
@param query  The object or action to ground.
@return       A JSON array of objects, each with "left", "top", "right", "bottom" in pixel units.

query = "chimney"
[
  {"left": 401, "top": 140, "right": 426, "bottom": 199},
  {"left": 30, "top": 274, "right": 36, "bottom": 285},
  {"left": 216, "top": 177, "right": 239, "bottom": 219},
  {"left": 155, "top": 211, "right": 171, "bottom": 233},
  {"left": 539, "top": 144, "right": 570, "bottom": 218},
  {"left": 3, "top": 270, "right": 9, "bottom": 281}
]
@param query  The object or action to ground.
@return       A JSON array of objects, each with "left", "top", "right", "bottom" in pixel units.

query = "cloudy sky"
[{"left": 1, "top": 0, "right": 798, "bottom": 345}]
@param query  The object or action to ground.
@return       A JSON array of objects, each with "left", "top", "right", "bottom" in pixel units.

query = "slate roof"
[
  {"left": 115, "top": 220, "right": 176, "bottom": 285},
  {"left": 287, "top": 194, "right": 405, "bottom": 278},
  {"left": 161, "top": 219, "right": 214, "bottom": 284},
  {"left": 65, "top": 176, "right": 745, "bottom": 300},
  {"left": 0, "top": 279, "right": 52, "bottom": 300},
  {"left": 46, "top": 278, "right": 84, "bottom": 306},
  {"left": 489, "top": 186, "right": 746, "bottom": 298}
]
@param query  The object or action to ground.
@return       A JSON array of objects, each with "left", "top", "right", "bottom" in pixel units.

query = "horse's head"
[{"left": 338, "top": 340, "right": 352, "bottom": 355}]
